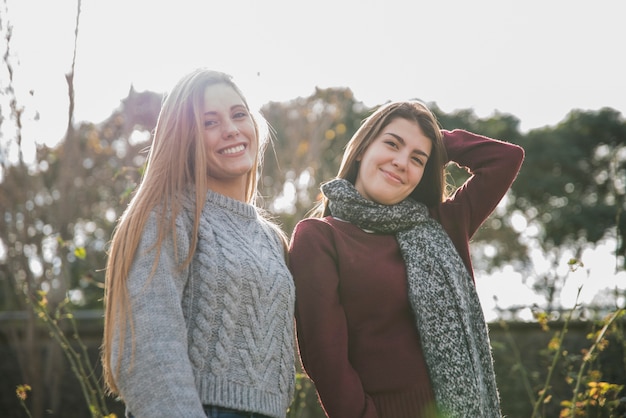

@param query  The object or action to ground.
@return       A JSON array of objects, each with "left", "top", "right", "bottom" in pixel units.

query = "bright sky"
[
  {"left": 3, "top": 0, "right": 625, "bottom": 318},
  {"left": 4, "top": 0, "right": 626, "bottom": 146}
]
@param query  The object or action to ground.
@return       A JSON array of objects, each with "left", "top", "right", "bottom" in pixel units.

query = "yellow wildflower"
[{"left": 16, "top": 384, "right": 31, "bottom": 401}]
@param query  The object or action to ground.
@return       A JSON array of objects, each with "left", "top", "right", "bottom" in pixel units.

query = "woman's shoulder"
[
  {"left": 292, "top": 216, "right": 374, "bottom": 241},
  {"left": 141, "top": 201, "right": 194, "bottom": 245},
  {"left": 294, "top": 216, "right": 343, "bottom": 231},
  {"left": 254, "top": 215, "right": 289, "bottom": 254},
  {"left": 160, "top": 200, "right": 195, "bottom": 234}
]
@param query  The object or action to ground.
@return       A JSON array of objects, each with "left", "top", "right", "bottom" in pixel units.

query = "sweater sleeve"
[
  {"left": 289, "top": 219, "right": 378, "bottom": 418},
  {"left": 112, "top": 212, "right": 206, "bottom": 418},
  {"left": 436, "top": 129, "right": 525, "bottom": 239}
]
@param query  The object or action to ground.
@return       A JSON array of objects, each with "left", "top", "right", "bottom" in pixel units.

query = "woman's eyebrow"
[
  {"left": 387, "top": 132, "right": 430, "bottom": 158},
  {"left": 204, "top": 104, "right": 246, "bottom": 116}
]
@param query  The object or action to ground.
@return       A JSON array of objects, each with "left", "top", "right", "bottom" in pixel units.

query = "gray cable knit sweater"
[{"left": 111, "top": 190, "right": 296, "bottom": 418}]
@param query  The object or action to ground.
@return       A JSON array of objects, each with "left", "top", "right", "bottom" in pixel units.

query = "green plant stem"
[
  {"left": 568, "top": 308, "right": 625, "bottom": 417},
  {"left": 500, "top": 319, "right": 536, "bottom": 406},
  {"left": 19, "top": 399, "right": 34, "bottom": 418},
  {"left": 67, "top": 312, "right": 110, "bottom": 414},
  {"left": 43, "top": 312, "right": 100, "bottom": 416},
  {"left": 32, "top": 296, "right": 109, "bottom": 417},
  {"left": 531, "top": 287, "right": 582, "bottom": 418}
]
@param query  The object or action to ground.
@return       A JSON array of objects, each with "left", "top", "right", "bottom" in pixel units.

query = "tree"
[
  {"left": 259, "top": 87, "right": 369, "bottom": 233},
  {"left": 0, "top": 4, "right": 162, "bottom": 415},
  {"left": 511, "top": 108, "right": 626, "bottom": 311},
  {"left": 515, "top": 108, "right": 625, "bottom": 256}
]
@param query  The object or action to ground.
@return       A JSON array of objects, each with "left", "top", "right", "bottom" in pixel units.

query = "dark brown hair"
[{"left": 315, "top": 100, "right": 448, "bottom": 217}]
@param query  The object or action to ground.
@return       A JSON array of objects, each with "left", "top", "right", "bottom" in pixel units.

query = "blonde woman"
[
  {"left": 102, "top": 69, "right": 295, "bottom": 418},
  {"left": 289, "top": 101, "right": 524, "bottom": 418}
]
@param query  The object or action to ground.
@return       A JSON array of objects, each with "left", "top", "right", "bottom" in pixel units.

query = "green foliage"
[
  {"left": 561, "top": 308, "right": 625, "bottom": 417},
  {"left": 259, "top": 87, "right": 370, "bottom": 233},
  {"left": 514, "top": 108, "right": 626, "bottom": 261},
  {"left": 3, "top": 86, "right": 626, "bottom": 417},
  {"left": 2, "top": 4, "right": 626, "bottom": 415},
  {"left": 17, "top": 290, "right": 116, "bottom": 418},
  {"left": 492, "top": 260, "right": 626, "bottom": 418},
  {"left": 287, "top": 373, "right": 324, "bottom": 418}
]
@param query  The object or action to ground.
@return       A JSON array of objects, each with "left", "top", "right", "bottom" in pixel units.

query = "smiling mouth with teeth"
[{"left": 221, "top": 144, "right": 245, "bottom": 155}]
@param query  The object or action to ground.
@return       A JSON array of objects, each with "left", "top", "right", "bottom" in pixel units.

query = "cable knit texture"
[
  {"left": 322, "top": 179, "right": 501, "bottom": 418},
  {"left": 112, "top": 189, "right": 295, "bottom": 418}
]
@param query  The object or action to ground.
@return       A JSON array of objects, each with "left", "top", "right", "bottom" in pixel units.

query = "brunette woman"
[{"left": 289, "top": 100, "right": 524, "bottom": 418}]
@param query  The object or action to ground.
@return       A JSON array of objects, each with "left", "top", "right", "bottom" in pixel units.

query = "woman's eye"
[
  {"left": 384, "top": 140, "right": 398, "bottom": 149},
  {"left": 233, "top": 111, "right": 249, "bottom": 119},
  {"left": 204, "top": 120, "right": 218, "bottom": 128},
  {"left": 411, "top": 156, "right": 425, "bottom": 166}
]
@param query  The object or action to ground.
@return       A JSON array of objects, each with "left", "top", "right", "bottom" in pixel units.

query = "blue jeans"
[
  {"left": 128, "top": 405, "right": 272, "bottom": 418},
  {"left": 204, "top": 405, "right": 272, "bottom": 418}
]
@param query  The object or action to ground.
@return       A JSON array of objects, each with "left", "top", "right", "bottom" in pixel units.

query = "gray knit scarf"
[{"left": 322, "top": 179, "right": 501, "bottom": 418}]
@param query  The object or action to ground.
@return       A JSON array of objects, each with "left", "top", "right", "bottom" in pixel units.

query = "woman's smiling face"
[
  {"left": 354, "top": 117, "right": 432, "bottom": 205},
  {"left": 202, "top": 83, "right": 257, "bottom": 200}
]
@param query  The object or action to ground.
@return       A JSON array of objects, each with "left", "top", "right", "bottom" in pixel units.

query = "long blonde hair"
[
  {"left": 102, "top": 69, "right": 271, "bottom": 394},
  {"left": 313, "top": 100, "right": 448, "bottom": 217}
]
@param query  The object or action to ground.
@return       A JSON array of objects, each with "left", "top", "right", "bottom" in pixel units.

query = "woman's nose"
[
  {"left": 222, "top": 121, "right": 239, "bottom": 138},
  {"left": 392, "top": 157, "right": 406, "bottom": 170}
]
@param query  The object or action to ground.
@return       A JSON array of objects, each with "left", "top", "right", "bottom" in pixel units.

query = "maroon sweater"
[{"left": 288, "top": 129, "right": 524, "bottom": 418}]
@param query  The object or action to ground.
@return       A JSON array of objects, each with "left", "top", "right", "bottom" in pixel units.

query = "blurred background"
[{"left": 1, "top": 0, "right": 625, "bottom": 417}]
